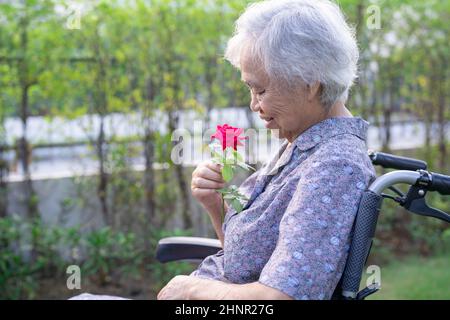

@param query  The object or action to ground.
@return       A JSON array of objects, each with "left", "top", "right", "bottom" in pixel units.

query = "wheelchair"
[{"left": 156, "top": 151, "right": 450, "bottom": 300}]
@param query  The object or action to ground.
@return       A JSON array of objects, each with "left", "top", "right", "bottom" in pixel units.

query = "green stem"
[{"left": 221, "top": 194, "right": 225, "bottom": 224}]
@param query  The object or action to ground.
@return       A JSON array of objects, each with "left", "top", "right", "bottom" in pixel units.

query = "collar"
[
  {"left": 261, "top": 117, "right": 369, "bottom": 176},
  {"left": 293, "top": 117, "right": 369, "bottom": 151}
]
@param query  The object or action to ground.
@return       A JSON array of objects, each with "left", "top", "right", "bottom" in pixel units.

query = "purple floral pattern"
[{"left": 191, "top": 117, "right": 376, "bottom": 300}]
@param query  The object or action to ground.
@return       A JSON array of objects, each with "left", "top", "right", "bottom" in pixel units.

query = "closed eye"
[{"left": 243, "top": 81, "right": 266, "bottom": 97}]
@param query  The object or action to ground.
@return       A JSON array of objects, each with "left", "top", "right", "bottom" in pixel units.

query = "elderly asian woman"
[{"left": 157, "top": 0, "right": 376, "bottom": 300}]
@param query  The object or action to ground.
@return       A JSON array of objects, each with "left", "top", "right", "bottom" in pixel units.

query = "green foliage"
[
  {"left": 0, "top": 213, "right": 201, "bottom": 299},
  {"left": 83, "top": 227, "right": 143, "bottom": 284},
  {"left": 0, "top": 215, "right": 62, "bottom": 299},
  {"left": 0, "top": 0, "right": 251, "bottom": 119},
  {"left": 364, "top": 255, "right": 450, "bottom": 300},
  {"left": 0, "top": 216, "right": 39, "bottom": 299},
  {"left": 0, "top": 215, "right": 168, "bottom": 299}
]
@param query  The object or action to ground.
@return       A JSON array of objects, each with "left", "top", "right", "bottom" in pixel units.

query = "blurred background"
[{"left": 0, "top": 0, "right": 449, "bottom": 299}]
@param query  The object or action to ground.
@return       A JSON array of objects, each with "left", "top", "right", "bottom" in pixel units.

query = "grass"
[{"left": 361, "top": 255, "right": 450, "bottom": 300}]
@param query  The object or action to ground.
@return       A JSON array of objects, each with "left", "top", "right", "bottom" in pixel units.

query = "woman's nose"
[{"left": 250, "top": 93, "right": 260, "bottom": 112}]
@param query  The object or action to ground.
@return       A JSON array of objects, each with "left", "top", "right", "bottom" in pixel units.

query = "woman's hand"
[
  {"left": 157, "top": 275, "right": 235, "bottom": 300},
  {"left": 157, "top": 275, "right": 198, "bottom": 300},
  {"left": 191, "top": 161, "right": 226, "bottom": 212},
  {"left": 157, "top": 275, "right": 292, "bottom": 300}
]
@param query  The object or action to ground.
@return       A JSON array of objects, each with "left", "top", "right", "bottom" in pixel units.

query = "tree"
[{"left": 0, "top": 0, "right": 58, "bottom": 218}]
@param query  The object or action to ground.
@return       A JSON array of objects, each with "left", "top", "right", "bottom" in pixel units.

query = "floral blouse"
[{"left": 190, "top": 117, "right": 376, "bottom": 300}]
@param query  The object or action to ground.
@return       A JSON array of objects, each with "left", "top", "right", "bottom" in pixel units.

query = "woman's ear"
[{"left": 307, "top": 82, "right": 321, "bottom": 102}]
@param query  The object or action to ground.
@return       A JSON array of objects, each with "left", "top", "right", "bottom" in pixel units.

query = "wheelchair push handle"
[
  {"left": 428, "top": 172, "right": 450, "bottom": 196},
  {"left": 368, "top": 150, "right": 427, "bottom": 171}
]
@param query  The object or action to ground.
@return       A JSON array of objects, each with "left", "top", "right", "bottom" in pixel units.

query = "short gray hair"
[{"left": 225, "top": 0, "right": 359, "bottom": 109}]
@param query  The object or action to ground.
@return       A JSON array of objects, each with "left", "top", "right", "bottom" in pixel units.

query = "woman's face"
[{"left": 240, "top": 52, "right": 325, "bottom": 142}]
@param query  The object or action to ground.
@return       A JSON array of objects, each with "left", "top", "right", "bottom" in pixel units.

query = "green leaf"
[
  {"left": 223, "top": 194, "right": 235, "bottom": 200},
  {"left": 216, "top": 188, "right": 230, "bottom": 194},
  {"left": 231, "top": 199, "right": 243, "bottom": 213},
  {"left": 222, "top": 164, "right": 234, "bottom": 182}
]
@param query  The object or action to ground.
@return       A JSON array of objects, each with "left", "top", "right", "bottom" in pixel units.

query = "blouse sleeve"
[
  {"left": 258, "top": 158, "right": 369, "bottom": 300},
  {"left": 190, "top": 250, "right": 232, "bottom": 283}
]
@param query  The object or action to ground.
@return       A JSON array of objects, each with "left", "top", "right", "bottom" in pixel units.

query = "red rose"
[{"left": 211, "top": 124, "right": 247, "bottom": 151}]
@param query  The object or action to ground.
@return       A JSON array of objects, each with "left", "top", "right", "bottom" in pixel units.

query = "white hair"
[{"left": 225, "top": 0, "right": 359, "bottom": 109}]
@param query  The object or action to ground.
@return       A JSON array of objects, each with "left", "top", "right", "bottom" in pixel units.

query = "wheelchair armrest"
[{"left": 156, "top": 236, "right": 222, "bottom": 263}]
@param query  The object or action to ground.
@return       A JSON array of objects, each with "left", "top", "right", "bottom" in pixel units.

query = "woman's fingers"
[
  {"left": 191, "top": 188, "right": 220, "bottom": 198},
  {"left": 191, "top": 161, "right": 225, "bottom": 209},
  {"left": 196, "top": 166, "right": 225, "bottom": 183},
  {"left": 192, "top": 177, "right": 225, "bottom": 190},
  {"left": 206, "top": 162, "right": 223, "bottom": 174},
  {"left": 192, "top": 161, "right": 225, "bottom": 183}
]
